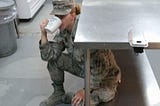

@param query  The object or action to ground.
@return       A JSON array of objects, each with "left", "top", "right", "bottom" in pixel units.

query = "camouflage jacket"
[{"left": 39, "top": 17, "right": 85, "bottom": 63}]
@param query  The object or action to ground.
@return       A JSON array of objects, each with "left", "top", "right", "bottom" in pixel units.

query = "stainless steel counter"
[
  {"left": 74, "top": 0, "right": 160, "bottom": 105},
  {"left": 75, "top": 0, "right": 160, "bottom": 49}
]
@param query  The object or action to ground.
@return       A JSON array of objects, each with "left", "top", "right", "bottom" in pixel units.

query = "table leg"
[{"left": 85, "top": 49, "right": 90, "bottom": 106}]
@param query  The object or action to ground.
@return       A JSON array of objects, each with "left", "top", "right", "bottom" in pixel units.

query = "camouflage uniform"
[
  {"left": 39, "top": 18, "right": 85, "bottom": 106},
  {"left": 90, "top": 49, "right": 121, "bottom": 106},
  {"left": 39, "top": 18, "right": 121, "bottom": 106}
]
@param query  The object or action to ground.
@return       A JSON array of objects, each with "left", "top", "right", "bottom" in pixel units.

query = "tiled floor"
[
  {"left": 0, "top": 0, "right": 83, "bottom": 106},
  {"left": 0, "top": 34, "right": 84, "bottom": 106}
]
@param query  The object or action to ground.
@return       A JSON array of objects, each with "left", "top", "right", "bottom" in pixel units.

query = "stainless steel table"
[{"left": 74, "top": 0, "right": 160, "bottom": 106}]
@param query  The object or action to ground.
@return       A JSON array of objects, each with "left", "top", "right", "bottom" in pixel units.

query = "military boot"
[
  {"left": 40, "top": 83, "right": 65, "bottom": 106},
  {"left": 62, "top": 92, "right": 73, "bottom": 104}
]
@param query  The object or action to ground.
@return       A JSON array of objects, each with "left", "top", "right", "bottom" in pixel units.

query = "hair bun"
[{"left": 74, "top": 4, "right": 81, "bottom": 15}]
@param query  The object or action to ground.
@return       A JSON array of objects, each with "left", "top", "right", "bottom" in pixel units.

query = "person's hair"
[
  {"left": 70, "top": 3, "right": 81, "bottom": 15},
  {"left": 74, "top": 3, "right": 81, "bottom": 15}
]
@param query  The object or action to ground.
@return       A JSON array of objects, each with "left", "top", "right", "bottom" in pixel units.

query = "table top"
[{"left": 74, "top": 0, "right": 160, "bottom": 49}]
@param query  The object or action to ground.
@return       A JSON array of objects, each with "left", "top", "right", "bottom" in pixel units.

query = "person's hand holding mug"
[{"left": 40, "top": 19, "right": 48, "bottom": 37}]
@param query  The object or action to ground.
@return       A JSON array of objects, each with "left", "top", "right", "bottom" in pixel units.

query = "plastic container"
[{"left": 0, "top": 0, "right": 17, "bottom": 58}]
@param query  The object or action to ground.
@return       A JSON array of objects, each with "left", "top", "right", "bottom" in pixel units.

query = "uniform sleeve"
[{"left": 39, "top": 40, "right": 65, "bottom": 61}]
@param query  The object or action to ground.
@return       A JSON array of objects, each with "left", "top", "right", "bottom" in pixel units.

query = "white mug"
[{"left": 45, "top": 16, "right": 62, "bottom": 34}]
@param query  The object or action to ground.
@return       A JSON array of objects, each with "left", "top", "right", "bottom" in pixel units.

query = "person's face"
[{"left": 56, "top": 13, "right": 75, "bottom": 31}]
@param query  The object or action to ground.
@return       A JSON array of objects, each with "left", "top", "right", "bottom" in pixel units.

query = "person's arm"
[
  {"left": 39, "top": 19, "right": 65, "bottom": 61},
  {"left": 40, "top": 19, "right": 48, "bottom": 45}
]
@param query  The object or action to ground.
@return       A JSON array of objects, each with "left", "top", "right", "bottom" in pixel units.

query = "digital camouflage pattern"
[
  {"left": 39, "top": 18, "right": 85, "bottom": 106},
  {"left": 90, "top": 49, "right": 121, "bottom": 105},
  {"left": 39, "top": 18, "right": 121, "bottom": 106},
  {"left": 90, "top": 49, "right": 121, "bottom": 90},
  {"left": 51, "top": 0, "right": 74, "bottom": 15}
]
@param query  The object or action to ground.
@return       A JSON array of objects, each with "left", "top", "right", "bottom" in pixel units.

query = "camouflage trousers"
[
  {"left": 47, "top": 53, "right": 85, "bottom": 85},
  {"left": 47, "top": 51, "right": 120, "bottom": 105},
  {"left": 90, "top": 88, "right": 117, "bottom": 106}
]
